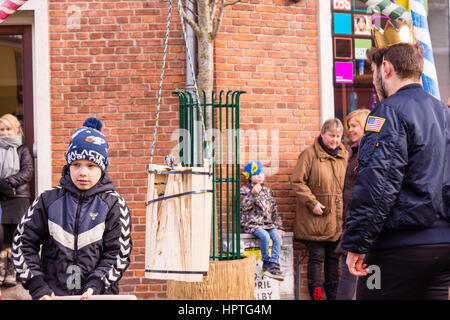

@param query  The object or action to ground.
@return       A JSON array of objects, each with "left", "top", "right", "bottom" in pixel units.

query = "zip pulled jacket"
[
  {"left": 342, "top": 84, "right": 450, "bottom": 254},
  {"left": 12, "top": 166, "right": 133, "bottom": 300},
  {"left": 240, "top": 182, "right": 283, "bottom": 234}
]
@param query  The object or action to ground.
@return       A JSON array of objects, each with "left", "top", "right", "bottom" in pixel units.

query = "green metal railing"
[{"left": 173, "top": 90, "right": 245, "bottom": 261}]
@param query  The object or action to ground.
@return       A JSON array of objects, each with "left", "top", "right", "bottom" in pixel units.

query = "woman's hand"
[{"left": 313, "top": 202, "right": 325, "bottom": 215}]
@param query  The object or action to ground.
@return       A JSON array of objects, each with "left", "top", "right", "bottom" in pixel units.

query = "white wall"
[{"left": 317, "top": 0, "right": 335, "bottom": 124}]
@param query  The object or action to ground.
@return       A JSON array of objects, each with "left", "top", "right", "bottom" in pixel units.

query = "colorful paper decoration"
[
  {"left": 354, "top": 14, "right": 372, "bottom": 36},
  {"left": 334, "top": 37, "right": 353, "bottom": 59},
  {"left": 0, "top": 0, "right": 28, "bottom": 23},
  {"left": 335, "top": 61, "right": 354, "bottom": 83},
  {"left": 410, "top": 0, "right": 440, "bottom": 99},
  {"left": 333, "top": 13, "right": 352, "bottom": 35},
  {"left": 358, "top": 0, "right": 411, "bottom": 23},
  {"left": 353, "top": 0, "right": 372, "bottom": 13},
  {"left": 354, "top": 38, "right": 372, "bottom": 60}
]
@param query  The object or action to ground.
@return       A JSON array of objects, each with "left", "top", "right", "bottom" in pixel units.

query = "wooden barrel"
[{"left": 167, "top": 255, "right": 255, "bottom": 300}]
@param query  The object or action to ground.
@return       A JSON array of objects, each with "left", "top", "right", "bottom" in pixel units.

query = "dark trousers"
[
  {"left": 356, "top": 243, "right": 450, "bottom": 300},
  {"left": 305, "top": 240, "right": 340, "bottom": 300},
  {"left": 336, "top": 254, "right": 357, "bottom": 300}
]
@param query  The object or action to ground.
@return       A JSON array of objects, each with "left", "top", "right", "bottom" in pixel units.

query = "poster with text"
[
  {"left": 334, "top": 0, "right": 351, "bottom": 11},
  {"left": 355, "top": 38, "right": 372, "bottom": 60}
]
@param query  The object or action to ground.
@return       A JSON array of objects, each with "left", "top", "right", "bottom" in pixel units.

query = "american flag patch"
[{"left": 365, "top": 116, "right": 385, "bottom": 132}]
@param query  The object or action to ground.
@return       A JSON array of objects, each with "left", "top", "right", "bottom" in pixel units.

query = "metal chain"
[
  {"left": 151, "top": 0, "right": 211, "bottom": 170},
  {"left": 150, "top": 0, "right": 173, "bottom": 164}
]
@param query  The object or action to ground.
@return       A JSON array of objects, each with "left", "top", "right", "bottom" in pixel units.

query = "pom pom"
[{"left": 83, "top": 117, "right": 103, "bottom": 131}]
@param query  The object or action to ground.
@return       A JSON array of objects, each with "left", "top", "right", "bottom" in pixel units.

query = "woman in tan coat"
[{"left": 290, "top": 118, "right": 348, "bottom": 300}]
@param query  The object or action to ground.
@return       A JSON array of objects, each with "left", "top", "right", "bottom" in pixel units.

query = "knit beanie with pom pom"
[{"left": 66, "top": 117, "right": 109, "bottom": 171}]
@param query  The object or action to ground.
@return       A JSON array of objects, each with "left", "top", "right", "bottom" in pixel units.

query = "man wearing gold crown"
[{"left": 341, "top": 22, "right": 450, "bottom": 300}]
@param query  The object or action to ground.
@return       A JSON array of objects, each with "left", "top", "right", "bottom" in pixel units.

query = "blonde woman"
[
  {"left": 290, "top": 118, "right": 348, "bottom": 300},
  {"left": 335, "top": 109, "right": 370, "bottom": 300},
  {"left": 0, "top": 114, "right": 34, "bottom": 287}
]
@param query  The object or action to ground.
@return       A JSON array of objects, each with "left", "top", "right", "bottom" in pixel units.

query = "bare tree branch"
[
  {"left": 210, "top": 0, "right": 218, "bottom": 22},
  {"left": 211, "top": 0, "right": 225, "bottom": 40},
  {"left": 211, "top": 0, "right": 241, "bottom": 39},
  {"left": 185, "top": 0, "right": 199, "bottom": 21},
  {"left": 224, "top": 0, "right": 241, "bottom": 7},
  {"left": 178, "top": 1, "right": 201, "bottom": 36}
]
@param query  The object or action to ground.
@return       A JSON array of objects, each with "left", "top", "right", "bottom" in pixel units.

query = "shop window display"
[{"left": 331, "top": 0, "right": 450, "bottom": 125}]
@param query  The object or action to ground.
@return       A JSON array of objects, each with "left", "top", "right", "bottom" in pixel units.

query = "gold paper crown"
[{"left": 372, "top": 21, "right": 415, "bottom": 49}]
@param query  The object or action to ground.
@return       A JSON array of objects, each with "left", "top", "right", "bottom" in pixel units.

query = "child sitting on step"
[{"left": 240, "top": 160, "right": 285, "bottom": 281}]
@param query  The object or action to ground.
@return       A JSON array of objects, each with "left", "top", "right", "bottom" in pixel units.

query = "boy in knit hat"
[
  {"left": 240, "top": 160, "right": 285, "bottom": 281},
  {"left": 11, "top": 117, "right": 132, "bottom": 300}
]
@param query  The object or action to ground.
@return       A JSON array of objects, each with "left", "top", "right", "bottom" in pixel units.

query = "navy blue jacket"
[
  {"left": 342, "top": 84, "right": 450, "bottom": 254},
  {"left": 12, "top": 166, "right": 132, "bottom": 299}
]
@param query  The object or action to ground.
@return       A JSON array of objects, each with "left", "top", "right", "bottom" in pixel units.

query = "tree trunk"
[{"left": 196, "top": 0, "right": 214, "bottom": 133}]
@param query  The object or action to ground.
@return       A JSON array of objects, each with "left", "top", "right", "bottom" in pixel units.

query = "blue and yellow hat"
[{"left": 242, "top": 160, "right": 264, "bottom": 180}]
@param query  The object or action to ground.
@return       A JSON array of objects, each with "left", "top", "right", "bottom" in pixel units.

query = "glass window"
[
  {"left": 331, "top": 0, "right": 379, "bottom": 124},
  {"left": 331, "top": 0, "right": 450, "bottom": 124},
  {"left": 0, "top": 34, "right": 23, "bottom": 121},
  {"left": 428, "top": 0, "right": 449, "bottom": 104}
]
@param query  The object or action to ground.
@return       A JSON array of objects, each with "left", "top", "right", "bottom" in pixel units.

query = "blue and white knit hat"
[
  {"left": 242, "top": 160, "right": 264, "bottom": 180},
  {"left": 66, "top": 117, "right": 109, "bottom": 171}
]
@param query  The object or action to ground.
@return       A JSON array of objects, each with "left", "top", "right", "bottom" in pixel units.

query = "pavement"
[{"left": 1, "top": 283, "right": 32, "bottom": 300}]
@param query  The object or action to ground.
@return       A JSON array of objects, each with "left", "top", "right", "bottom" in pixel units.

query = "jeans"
[
  {"left": 356, "top": 243, "right": 450, "bottom": 300},
  {"left": 336, "top": 254, "right": 357, "bottom": 300},
  {"left": 253, "top": 228, "right": 282, "bottom": 264},
  {"left": 305, "top": 240, "right": 340, "bottom": 300}
]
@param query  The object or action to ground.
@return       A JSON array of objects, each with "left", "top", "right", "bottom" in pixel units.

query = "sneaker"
[
  {"left": 262, "top": 261, "right": 271, "bottom": 272},
  {"left": 3, "top": 248, "right": 16, "bottom": 287},
  {"left": 263, "top": 263, "right": 285, "bottom": 281},
  {"left": 312, "top": 286, "right": 325, "bottom": 300}
]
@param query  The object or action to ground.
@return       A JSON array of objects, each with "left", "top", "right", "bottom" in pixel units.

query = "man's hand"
[
  {"left": 346, "top": 252, "right": 368, "bottom": 276},
  {"left": 313, "top": 202, "right": 325, "bottom": 215},
  {"left": 251, "top": 183, "right": 262, "bottom": 195}
]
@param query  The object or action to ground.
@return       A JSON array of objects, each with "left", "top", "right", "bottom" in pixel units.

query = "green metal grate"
[{"left": 173, "top": 90, "right": 245, "bottom": 261}]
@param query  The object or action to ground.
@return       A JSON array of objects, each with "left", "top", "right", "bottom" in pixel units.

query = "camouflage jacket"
[{"left": 240, "top": 182, "right": 283, "bottom": 234}]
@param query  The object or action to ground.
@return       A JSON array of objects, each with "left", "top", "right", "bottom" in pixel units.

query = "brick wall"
[{"left": 48, "top": 0, "right": 320, "bottom": 299}]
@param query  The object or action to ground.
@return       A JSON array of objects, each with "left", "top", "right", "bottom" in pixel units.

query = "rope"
[{"left": 150, "top": 0, "right": 173, "bottom": 164}]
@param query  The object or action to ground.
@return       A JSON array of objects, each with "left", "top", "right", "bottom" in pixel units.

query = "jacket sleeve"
[
  {"left": 12, "top": 195, "right": 53, "bottom": 300},
  {"left": 270, "top": 189, "right": 283, "bottom": 230},
  {"left": 342, "top": 106, "right": 408, "bottom": 254},
  {"left": 240, "top": 186, "right": 256, "bottom": 232},
  {"left": 5, "top": 145, "right": 34, "bottom": 188},
  {"left": 84, "top": 192, "right": 132, "bottom": 294},
  {"left": 290, "top": 149, "right": 318, "bottom": 212}
]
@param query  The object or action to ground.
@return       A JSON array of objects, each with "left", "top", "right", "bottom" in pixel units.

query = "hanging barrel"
[{"left": 144, "top": 160, "right": 213, "bottom": 282}]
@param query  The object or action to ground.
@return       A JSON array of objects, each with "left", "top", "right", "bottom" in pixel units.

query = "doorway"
[{"left": 0, "top": 25, "right": 34, "bottom": 196}]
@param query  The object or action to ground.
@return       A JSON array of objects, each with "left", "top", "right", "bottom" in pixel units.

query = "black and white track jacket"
[{"left": 12, "top": 166, "right": 132, "bottom": 300}]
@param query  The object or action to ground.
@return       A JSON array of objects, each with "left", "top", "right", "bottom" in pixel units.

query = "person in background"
[
  {"left": 290, "top": 118, "right": 348, "bottom": 300},
  {"left": 335, "top": 108, "right": 370, "bottom": 300},
  {"left": 0, "top": 114, "right": 34, "bottom": 287},
  {"left": 241, "top": 160, "right": 285, "bottom": 281}
]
